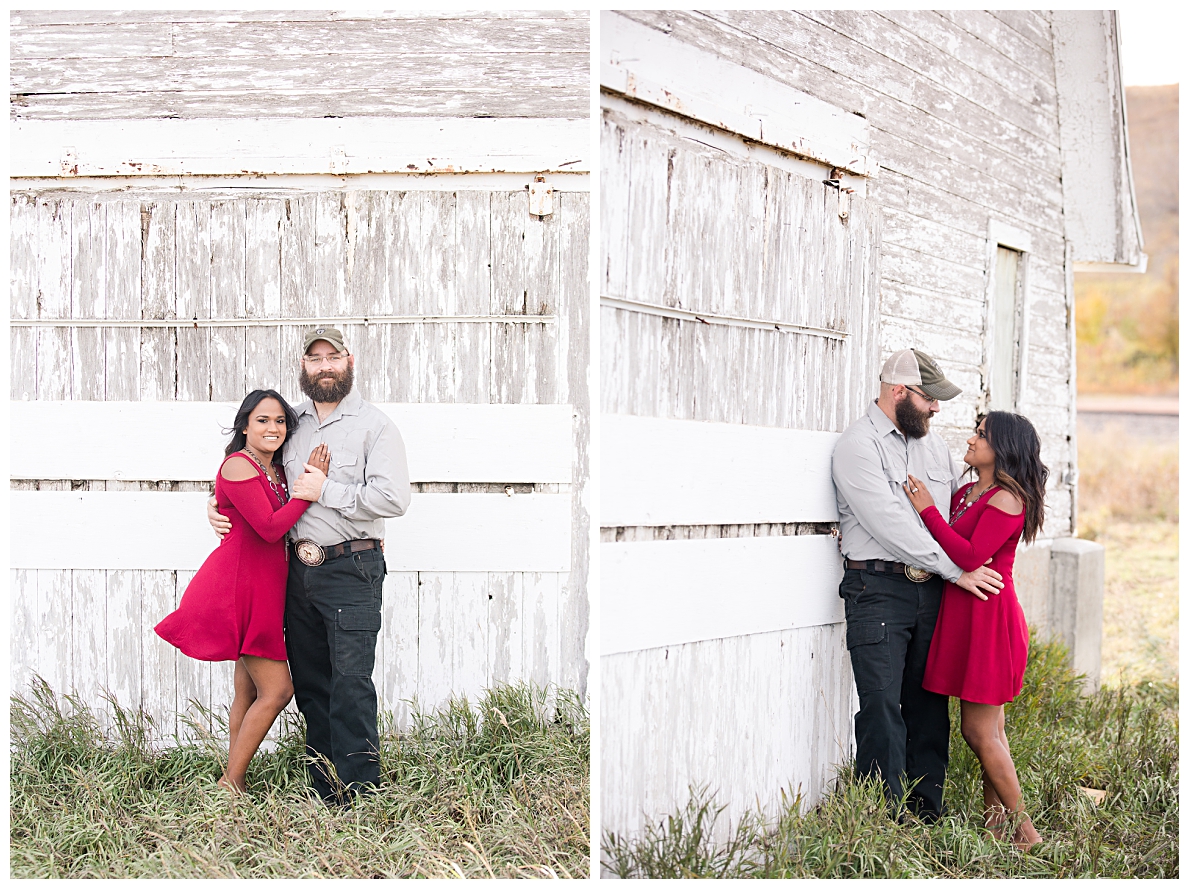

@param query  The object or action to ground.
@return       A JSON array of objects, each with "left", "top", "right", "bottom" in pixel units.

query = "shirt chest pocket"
[{"left": 330, "top": 451, "right": 364, "bottom": 484}]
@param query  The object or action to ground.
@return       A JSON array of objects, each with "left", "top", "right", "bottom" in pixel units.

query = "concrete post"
[{"left": 1013, "top": 537, "right": 1105, "bottom": 692}]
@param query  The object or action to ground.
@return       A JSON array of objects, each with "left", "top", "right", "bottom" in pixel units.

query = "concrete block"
[{"left": 1013, "top": 537, "right": 1105, "bottom": 693}]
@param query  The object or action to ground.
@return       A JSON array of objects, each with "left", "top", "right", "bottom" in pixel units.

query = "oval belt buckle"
[
  {"left": 294, "top": 538, "right": 325, "bottom": 567},
  {"left": 905, "top": 565, "right": 932, "bottom": 583}
]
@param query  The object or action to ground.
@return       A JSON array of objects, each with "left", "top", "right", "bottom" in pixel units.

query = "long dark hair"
[
  {"left": 977, "top": 411, "right": 1049, "bottom": 544},
  {"left": 224, "top": 389, "right": 301, "bottom": 460}
]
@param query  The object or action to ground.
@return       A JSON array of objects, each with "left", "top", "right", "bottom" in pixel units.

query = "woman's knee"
[{"left": 961, "top": 720, "right": 999, "bottom": 754}]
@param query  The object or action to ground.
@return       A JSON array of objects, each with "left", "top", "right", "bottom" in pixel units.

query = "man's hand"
[
  {"left": 955, "top": 560, "right": 1003, "bottom": 601},
  {"left": 307, "top": 443, "right": 330, "bottom": 476},
  {"left": 207, "top": 495, "right": 232, "bottom": 540},
  {"left": 292, "top": 463, "right": 327, "bottom": 502}
]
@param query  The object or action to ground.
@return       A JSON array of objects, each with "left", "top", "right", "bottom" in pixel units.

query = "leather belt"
[
  {"left": 846, "top": 559, "right": 932, "bottom": 583},
  {"left": 322, "top": 538, "right": 383, "bottom": 561}
]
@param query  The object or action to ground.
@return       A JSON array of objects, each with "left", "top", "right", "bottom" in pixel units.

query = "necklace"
[
  {"left": 949, "top": 482, "right": 993, "bottom": 526},
  {"left": 241, "top": 446, "right": 289, "bottom": 504}
]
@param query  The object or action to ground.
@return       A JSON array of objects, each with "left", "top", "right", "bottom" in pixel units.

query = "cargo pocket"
[
  {"left": 846, "top": 620, "right": 891, "bottom": 694},
  {"left": 334, "top": 606, "right": 382, "bottom": 677}
]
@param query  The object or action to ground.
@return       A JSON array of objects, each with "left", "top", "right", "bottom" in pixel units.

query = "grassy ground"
[
  {"left": 602, "top": 635, "right": 1178, "bottom": 878},
  {"left": 10, "top": 682, "right": 589, "bottom": 878}
]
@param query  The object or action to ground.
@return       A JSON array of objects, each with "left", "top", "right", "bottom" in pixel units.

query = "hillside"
[{"left": 1075, "top": 84, "right": 1179, "bottom": 395}]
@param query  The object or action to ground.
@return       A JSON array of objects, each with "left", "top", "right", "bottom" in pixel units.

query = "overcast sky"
[{"left": 1118, "top": 10, "right": 1181, "bottom": 86}]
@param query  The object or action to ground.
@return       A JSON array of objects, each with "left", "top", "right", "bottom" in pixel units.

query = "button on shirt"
[
  {"left": 831, "top": 401, "right": 964, "bottom": 582},
  {"left": 281, "top": 387, "right": 411, "bottom": 546}
]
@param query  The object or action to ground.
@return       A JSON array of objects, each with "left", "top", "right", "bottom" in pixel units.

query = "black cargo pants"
[
  {"left": 284, "top": 546, "right": 386, "bottom": 804},
  {"left": 840, "top": 567, "right": 949, "bottom": 819}
]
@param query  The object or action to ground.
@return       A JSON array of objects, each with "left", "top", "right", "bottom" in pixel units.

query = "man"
[
  {"left": 831, "top": 348, "right": 1003, "bottom": 820},
  {"left": 210, "top": 327, "right": 411, "bottom": 804}
]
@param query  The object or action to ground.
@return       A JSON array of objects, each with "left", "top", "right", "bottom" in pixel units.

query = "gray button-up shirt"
[
  {"left": 281, "top": 387, "right": 411, "bottom": 546},
  {"left": 831, "top": 400, "right": 964, "bottom": 582}
]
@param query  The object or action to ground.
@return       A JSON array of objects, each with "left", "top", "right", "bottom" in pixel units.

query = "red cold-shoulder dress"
[
  {"left": 155, "top": 454, "right": 309, "bottom": 662},
  {"left": 920, "top": 483, "right": 1029, "bottom": 706}
]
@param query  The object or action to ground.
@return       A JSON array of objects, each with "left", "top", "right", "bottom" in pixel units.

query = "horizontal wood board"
[
  {"left": 12, "top": 118, "right": 590, "bottom": 176},
  {"left": 602, "top": 625, "right": 857, "bottom": 840},
  {"left": 11, "top": 401, "right": 573, "bottom": 483},
  {"left": 601, "top": 414, "right": 839, "bottom": 527},
  {"left": 601, "top": 536, "right": 845, "bottom": 654},
  {"left": 11, "top": 491, "right": 571, "bottom": 572},
  {"left": 601, "top": 13, "right": 871, "bottom": 174},
  {"left": 11, "top": 12, "right": 589, "bottom": 120}
]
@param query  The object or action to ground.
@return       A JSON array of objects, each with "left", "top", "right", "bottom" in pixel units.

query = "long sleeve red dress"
[
  {"left": 920, "top": 483, "right": 1029, "bottom": 705},
  {"left": 155, "top": 454, "right": 309, "bottom": 662}
]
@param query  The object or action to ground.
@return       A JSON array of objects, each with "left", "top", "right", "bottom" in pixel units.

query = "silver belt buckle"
[
  {"left": 294, "top": 538, "right": 325, "bottom": 567},
  {"left": 904, "top": 565, "right": 932, "bottom": 583}
]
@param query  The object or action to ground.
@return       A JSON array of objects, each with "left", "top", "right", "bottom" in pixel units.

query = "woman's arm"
[
  {"left": 919, "top": 502, "right": 1023, "bottom": 572},
  {"left": 221, "top": 476, "right": 310, "bottom": 543}
]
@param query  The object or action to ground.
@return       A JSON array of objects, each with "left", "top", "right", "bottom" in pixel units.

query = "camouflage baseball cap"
[{"left": 880, "top": 348, "right": 961, "bottom": 401}]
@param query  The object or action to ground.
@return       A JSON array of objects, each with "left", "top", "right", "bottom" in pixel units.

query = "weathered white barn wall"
[
  {"left": 600, "top": 13, "right": 881, "bottom": 835},
  {"left": 10, "top": 10, "right": 590, "bottom": 741},
  {"left": 612, "top": 9, "right": 1079, "bottom": 537}
]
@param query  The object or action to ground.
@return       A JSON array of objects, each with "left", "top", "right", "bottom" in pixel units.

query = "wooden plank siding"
[
  {"left": 599, "top": 60, "right": 881, "bottom": 835},
  {"left": 613, "top": 9, "right": 1077, "bottom": 533},
  {"left": 10, "top": 186, "right": 590, "bottom": 740},
  {"left": 10, "top": 11, "right": 589, "bottom": 121}
]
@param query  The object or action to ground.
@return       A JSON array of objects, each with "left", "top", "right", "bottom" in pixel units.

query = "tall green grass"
[
  {"left": 602, "top": 635, "right": 1177, "bottom": 878},
  {"left": 11, "top": 681, "right": 589, "bottom": 878}
]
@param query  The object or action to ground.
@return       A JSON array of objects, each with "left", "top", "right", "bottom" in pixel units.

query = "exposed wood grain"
[
  {"left": 378, "top": 571, "right": 419, "bottom": 729},
  {"left": 602, "top": 625, "right": 857, "bottom": 840}
]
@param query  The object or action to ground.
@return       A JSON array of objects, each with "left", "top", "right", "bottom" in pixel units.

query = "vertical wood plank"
[
  {"left": 71, "top": 200, "right": 106, "bottom": 400},
  {"left": 11, "top": 570, "right": 39, "bottom": 695},
  {"left": 175, "top": 200, "right": 212, "bottom": 401},
  {"left": 106, "top": 570, "right": 142, "bottom": 716},
  {"left": 417, "top": 572, "right": 454, "bottom": 710},
  {"left": 35, "top": 569, "right": 73, "bottom": 696},
  {"left": 105, "top": 200, "right": 141, "bottom": 400},
  {"left": 72, "top": 569, "right": 107, "bottom": 714},
  {"left": 210, "top": 200, "right": 247, "bottom": 400},
  {"left": 379, "top": 570, "right": 419, "bottom": 729},
  {"left": 314, "top": 191, "right": 348, "bottom": 316},
  {"left": 451, "top": 571, "right": 489, "bottom": 704},
  {"left": 280, "top": 195, "right": 317, "bottom": 319},
  {"left": 488, "top": 572, "right": 523, "bottom": 684},
  {"left": 522, "top": 572, "right": 559, "bottom": 689},
  {"left": 11, "top": 193, "right": 38, "bottom": 320},
  {"left": 491, "top": 191, "right": 527, "bottom": 404},
  {"left": 139, "top": 200, "right": 176, "bottom": 400},
  {"left": 209, "top": 660, "right": 236, "bottom": 740},
  {"left": 142, "top": 570, "right": 177, "bottom": 740}
]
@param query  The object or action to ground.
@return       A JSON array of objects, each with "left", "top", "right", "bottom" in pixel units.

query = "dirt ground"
[{"left": 1097, "top": 520, "right": 1179, "bottom": 686}]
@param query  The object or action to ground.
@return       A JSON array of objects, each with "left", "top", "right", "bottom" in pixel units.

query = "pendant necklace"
[
  {"left": 949, "top": 482, "right": 992, "bottom": 526},
  {"left": 241, "top": 446, "right": 289, "bottom": 504}
]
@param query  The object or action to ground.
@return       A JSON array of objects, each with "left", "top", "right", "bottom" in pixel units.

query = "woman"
[
  {"left": 155, "top": 389, "right": 330, "bottom": 793},
  {"left": 903, "top": 411, "right": 1048, "bottom": 851}
]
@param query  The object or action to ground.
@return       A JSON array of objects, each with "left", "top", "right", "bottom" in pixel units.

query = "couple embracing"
[
  {"left": 155, "top": 327, "right": 411, "bottom": 804},
  {"left": 833, "top": 348, "right": 1048, "bottom": 851}
]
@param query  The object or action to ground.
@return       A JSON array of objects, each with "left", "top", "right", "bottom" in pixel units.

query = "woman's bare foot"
[
  {"left": 1010, "top": 815, "right": 1043, "bottom": 852},
  {"left": 217, "top": 773, "right": 247, "bottom": 794}
]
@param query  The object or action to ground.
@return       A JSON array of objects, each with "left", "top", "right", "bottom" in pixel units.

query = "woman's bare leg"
[
  {"left": 983, "top": 707, "right": 1010, "bottom": 839},
  {"left": 960, "top": 700, "right": 1041, "bottom": 850},
  {"left": 220, "top": 656, "right": 293, "bottom": 792},
  {"left": 226, "top": 658, "right": 257, "bottom": 764}
]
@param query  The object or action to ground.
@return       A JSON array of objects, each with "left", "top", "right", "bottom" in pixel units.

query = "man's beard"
[
  {"left": 895, "top": 397, "right": 932, "bottom": 439},
  {"left": 299, "top": 361, "right": 354, "bottom": 404}
]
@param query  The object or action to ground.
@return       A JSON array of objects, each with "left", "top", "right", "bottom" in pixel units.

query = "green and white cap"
[{"left": 880, "top": 348, "right": 962, "bottom": 401}]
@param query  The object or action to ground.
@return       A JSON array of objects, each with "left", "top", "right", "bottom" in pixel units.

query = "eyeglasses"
[
  {"left": 303, "top": 352, "right": 348, "bottom": 368},
  {"left": 906, "top": 386, "right": 938, "bottom": 405}
]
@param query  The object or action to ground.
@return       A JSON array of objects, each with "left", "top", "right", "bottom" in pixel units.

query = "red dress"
[
  {"left": 920, "top": 483, "right": 1029, "bottom": 705},
  {"left": 155, "top": 454, "right": 309, "bottom": 662}
]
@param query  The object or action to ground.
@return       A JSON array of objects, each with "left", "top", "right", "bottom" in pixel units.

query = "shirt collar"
[
  {"left": 866, "top": 399, "right": 901, "bottom": 439},
  {"left": 296, "top": 386, "right": 361, "bottom": 424}
]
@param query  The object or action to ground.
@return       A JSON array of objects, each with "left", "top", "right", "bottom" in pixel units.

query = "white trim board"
[
  {"left": 10, "top": 171, "right": 591, "bottom": 193},
  {"left": 10, "top": 118, "right": 589, "bottom": 177},
  {"left": 601, "top": 414, "right": 840, "bottom": 527},
  {"left": 10, "top": 401, "right": 573, "bottom": 484},
  {"left": 601, "top": 12, "right": 872, "bottom": 176},
  {"left": 10, "top": 491, "right": 571, "bottom": 572},
  {"left": 601, "top": 535, "right": 845, "bottom": 654}
]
